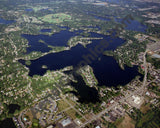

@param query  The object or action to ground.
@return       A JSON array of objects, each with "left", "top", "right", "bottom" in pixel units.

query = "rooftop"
[
  {"left": 61, "top": 118, "right": 72, "bottom": 127},
  {"left": 132, "top": 95, "right": 141, "bottom": 104}
]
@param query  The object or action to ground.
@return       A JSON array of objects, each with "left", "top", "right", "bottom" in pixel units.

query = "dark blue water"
[
  {"left": 22, "top": 30, "right": 82, "bottom": 53},
  {"left": 85, "top": 11, "right": 147, "bottom": 32},
  {"left": 91, "top": 56, "right": 142, "bottom": 86},
  {"left": 39, "top": 8, "right": 53, "bottom": 13},
  {"left": 85, "top": 11, "right": 111, "bottom": 21},
  {"left": 70, "top": 72, "right": 100, "bottom": 103},
  {"left": 83, "top": 26, "right": 100, "bottom": 29},
  {"left": 19, "top": 31, "right": 143, "bottom": 103},
  {"left": 8, "top": 104, "right": 20, "bottom": 114},
  {"left": 25, "top": 8, "right": 33, "bottom": 12},
  {"left": 22, "top": 34, "right": 52, "bottom": 53},
  {"left": 58, "top": 25, "right": 70, "bottom": 30},
  {"left": 125, "top": 20, "right": 147, "bottom": 32},
  {"left": 94, "top": 15, "right": 147, "bottom": 32},
  {"left": 0, "top": 118, "right": 16, "bottom": 128},
  {"left": 115, "top": 18, "right": 147, "bottom": 32},
  {"left": 40, "top": 29, "right": 52, "bottom": 33},
  {"left": 101, "top": 0, "right": 131, "bottom": 4},
  {"left": 0, "top": 18, "right": 15, "bottom": 24},
  {"left": 20, "top": 32, "right": 142, "bottom": 87},
  {"left": 94, "top": 16, "right": 111, "bottom": 21},
  {"left": 95, "top": 16, "right": 146, "bottom": 32},
  {"left": 103, "top": 0, "right": 120, "bottom": 4},
  {"left": 125, "top": 20, "right": 146, "bottom": 32}
]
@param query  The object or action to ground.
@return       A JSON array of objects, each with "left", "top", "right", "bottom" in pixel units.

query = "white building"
[{"left": 61, "top": 118, "right": 72, "bottom": 127}]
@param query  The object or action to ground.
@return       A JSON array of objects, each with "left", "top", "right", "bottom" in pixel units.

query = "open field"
[
  {"left": 140, "top": 103, "right": 150, "bottom": 114},
  {"left": 65, "top": 108, "right": 77, "bottom": 120},
  {"left": 66, "top": 97, "right": 76, "bottom": 106},
  {"left": 57, "top": 99, "right": 70, "bottom": 112},
  {"left": 117, "top": 114, "right": 135, "bottom": 128},
  {"left": 25, "top": 110, "right": 34, "bottom": 121},
  {"left": 39, "top": 13, "right": 72, "bottom": 24}
]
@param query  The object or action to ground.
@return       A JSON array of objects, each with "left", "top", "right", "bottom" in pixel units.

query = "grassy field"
[
  {"left": 28, "top": 5, "right": 52, "bottom": 12},
  {"left": 66, "top": 97, "right": 76, "bottom": 106},
  {"left": 140, "top": 102, "right": 150, "bottom": 114},
  {"left": 117, "top": 114, "right": 135, "bottom": 128},
  {"left": 65, "top": 108, "right": 77, "bottom": 120},
  {"left": 39, "top": 13, "right": 72, "bottom": 24},
  {"left": 57, "top": 99, "right": 70, "bottom": 112}
]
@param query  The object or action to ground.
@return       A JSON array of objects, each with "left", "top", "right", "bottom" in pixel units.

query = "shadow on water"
[
  {"left": 0, "top": 105, "right": 20, "bottom": 127},
  {"left": 8, "top": 104, "right": 20, "bottom": 114},
  {"left": 67, "top": 70, "right": 100, "bottom": 103},
  {"left": 0, "top": 118, "right": 16, "bottom": 128}
]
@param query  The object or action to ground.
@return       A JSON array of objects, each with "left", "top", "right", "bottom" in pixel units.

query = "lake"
[
  {"left": 19, "top": 29, "right": 143, "bottom": 103},
  {"left": 40, "top": 29, "right": 52, "bottom": 33},
  {"left": 8, "top": 104, "right": 20, "bottom": 114},
  {"left": 94, "top": 16, "right": 111, "bottom": 21},
  {"left": 22, "top": 30, "right": 82, "bottom": 53},
  {"left": 0, "top": 118, "right": 16, "bottom": 128},
  {"left": 101, "top": 0, "right": 131, "bottom": 4},
  {"left": 86, "top": 11, "right": 147, "bottom": 32},
  {"left": 20, "top": 31, "right": 143, "bottom": 87},
  {"left": 95, "top": 16, "right": 147, "bottom": 32},
  {"left": 25, "top": 8, "right": 33, "bottom": 12},
  {"left": 0, "top": 17, "right": 15, "bottom": 24},
  {"left": 115, "top": 18, "right": 147, "bottom": 32}
]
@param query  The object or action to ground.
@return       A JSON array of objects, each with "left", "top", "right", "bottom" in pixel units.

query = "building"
[
  {"left": 132, "top": 95, "right": 141, "bottom": 104},
  {"left": 47, "top": 125, "right": 53, "bottom": 128},
  {"left": 57, "top": 117, "right": 77, "bottom": 128},
  {"left": 126, "top": 95, "right": 144, "bottom": 109},
  {"left": 61, "top": 118, "right": 72, "bottom": 127}
]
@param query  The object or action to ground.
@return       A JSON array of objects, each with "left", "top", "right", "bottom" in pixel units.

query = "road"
[
  {"left": 62, "top": 96, "right": 87, "bottom": 120},
  {"left": 141, "top": 50, "right": 148, "bottom": 95},
  {"left": 55, "top": 85, "right": 87, "bottom": 120},
  {"left": 18, "top": 112, "right": 25, "bottom": 128}
]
